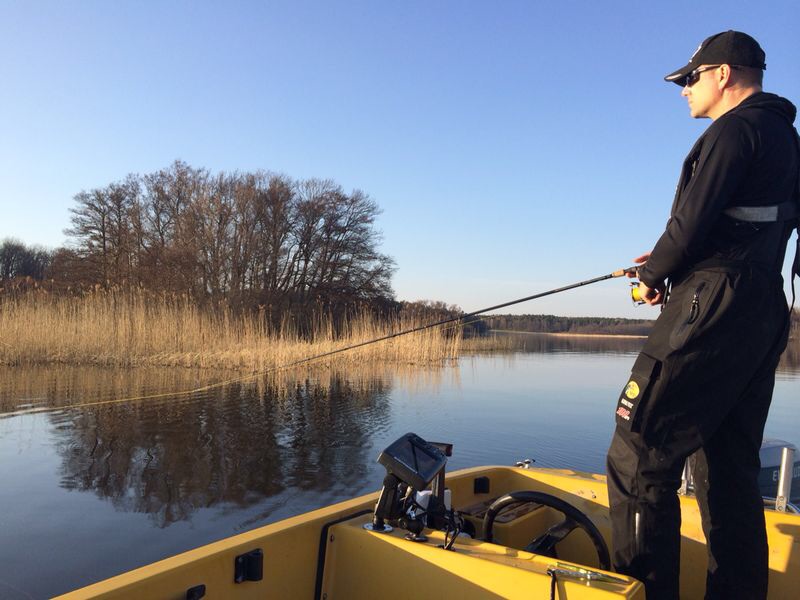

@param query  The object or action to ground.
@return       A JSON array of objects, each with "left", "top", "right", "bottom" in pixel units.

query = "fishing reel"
[
  {"left": 630, "top": 281, "right": 646, "bottom": 305},
  {"left": 623, "top": 266, "right": 646, "bottom": 306}
]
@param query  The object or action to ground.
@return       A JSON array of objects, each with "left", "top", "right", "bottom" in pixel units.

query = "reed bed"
[{"left": 0, "top": 289, "right": 468, "bottom": 370}]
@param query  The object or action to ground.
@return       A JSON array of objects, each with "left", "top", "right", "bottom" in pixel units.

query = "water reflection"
[
  {"left": 492, "top": 331, "right": 645, "bottom": 355},
  {"left": 0, "top": 338, "right": 797, "bottom": 599},
  {"left": 46, "top": 375, "right": 391, "bottom": 528},
  {"left": 0, "top": 362, "right": 450, "bottom": 526},
  {"left": 492, "top": 331, "right": 800, "bottom": 371},
  {"left": 0, "top": 365, "right": 236, "bottom": 414},
  {"left": 781, "top": 340, "right": 800, "bottom": 372}
]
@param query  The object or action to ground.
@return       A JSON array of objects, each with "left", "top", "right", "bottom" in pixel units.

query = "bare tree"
[
  {"left": 0, "top": 239, "right": 52, "bottom": 281},
  {"left": 59, "top": 163, "right": 396, "bottom": 322}
]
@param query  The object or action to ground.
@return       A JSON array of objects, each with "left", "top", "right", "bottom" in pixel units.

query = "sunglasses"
[{"left": 683, "top": 64, "right": 741, "bottom": 87}]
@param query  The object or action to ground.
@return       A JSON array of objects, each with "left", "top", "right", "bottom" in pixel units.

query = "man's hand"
[
  {"left": 626, "top": 253, "right": 651, "bottom": 278},
  {"left": 637, "top": 280, "right": 666, "bottom": 306},
  {"left": 629, "top": 252, "right": 665, "bottom": 305}
]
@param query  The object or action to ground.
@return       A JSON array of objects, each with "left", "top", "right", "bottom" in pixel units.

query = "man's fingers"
[
  {"left": 645, "top": 291, "right": 664, "bottom": 306},
  {"left": 626, "top": 254, "right": 649, "bottom": 278}
]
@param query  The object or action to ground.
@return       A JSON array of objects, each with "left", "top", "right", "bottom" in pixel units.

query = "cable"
[
  {"left": 548, "top": 568, "right": 559, "bottom": 600},
  {"left": 443, "top": 509, "right": 463, "bottom": 551}
]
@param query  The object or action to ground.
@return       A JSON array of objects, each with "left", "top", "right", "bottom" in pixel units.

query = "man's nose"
[{"left": 681, "top": 86, "right": 690, "bottom": 97}]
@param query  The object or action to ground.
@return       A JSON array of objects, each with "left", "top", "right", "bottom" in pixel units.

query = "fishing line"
[{"left": 0, "top": 267, "right": 636, "bottom": 419}]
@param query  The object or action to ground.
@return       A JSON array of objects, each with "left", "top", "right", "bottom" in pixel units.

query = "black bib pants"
[{"left": 606, "top": 264, "right": 790, "bottom": 600}]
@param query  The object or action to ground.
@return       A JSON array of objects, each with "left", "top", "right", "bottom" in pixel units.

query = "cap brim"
[{"left": 664, "top": 64, "right": 692, "bottom": 86}]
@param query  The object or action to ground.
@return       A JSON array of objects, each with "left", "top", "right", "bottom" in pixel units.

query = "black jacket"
[{"left": 639, "top": 92, "right": 799, "bottom": 287}]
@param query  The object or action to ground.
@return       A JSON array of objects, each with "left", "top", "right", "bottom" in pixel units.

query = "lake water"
[{"left": 1, "top": 334, "right": 798, "bottom": 599}]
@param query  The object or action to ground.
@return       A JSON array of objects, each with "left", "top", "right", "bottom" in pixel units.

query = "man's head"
[{"left": 665, "top": 31, "right": 765, "bottom": 120}]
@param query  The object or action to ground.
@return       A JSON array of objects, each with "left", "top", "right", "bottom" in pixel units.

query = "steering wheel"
[{"left": 481, "top": 491, "right": 611, "bottom": 571}]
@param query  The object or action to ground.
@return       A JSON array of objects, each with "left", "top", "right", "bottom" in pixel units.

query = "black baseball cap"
[{"left": 664, "top": 30, "right": 766, "bottom": 86}]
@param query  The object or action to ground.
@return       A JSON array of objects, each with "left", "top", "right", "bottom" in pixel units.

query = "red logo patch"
[{"left": 616, "top": 407, "right": 631, "bottom": 420}]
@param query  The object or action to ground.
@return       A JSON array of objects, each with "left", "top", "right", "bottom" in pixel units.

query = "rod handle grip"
[{"left": 612, "top": 266, "right": 639, "bottom": 278}]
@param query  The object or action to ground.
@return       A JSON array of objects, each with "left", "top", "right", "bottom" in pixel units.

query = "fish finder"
[
  {"left": 367, "top": 433, "right": 448, "bottom": 533},
  {"left": 378, "top": 432, "right": 448, "bottom": 491}
]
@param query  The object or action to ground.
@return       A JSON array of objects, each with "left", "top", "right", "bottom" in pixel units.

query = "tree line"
[
  {"left": 3, "top": 161, "right": 401, "bottom": 326},
  {"left": 0, "top": 239, "right": 51, "bottom": 281},
  {"left": 484, "top": 314, "right": 655, "bottom": 336},
  {"left": 484, "top": 311, "right": 800, "bottom": 339}
]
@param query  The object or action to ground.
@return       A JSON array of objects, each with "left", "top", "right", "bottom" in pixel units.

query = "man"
[{"left": 606, "top": 31, "right": 799, "bottom": 599}]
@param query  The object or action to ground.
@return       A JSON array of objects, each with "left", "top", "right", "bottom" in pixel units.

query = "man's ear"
[{"left": 717, "top": 64, "right": 734, "bottom": 90}]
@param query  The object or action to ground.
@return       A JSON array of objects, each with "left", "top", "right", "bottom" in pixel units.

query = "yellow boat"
[{"left": 55, "top": 433, "right": 800, "bottom": 600}]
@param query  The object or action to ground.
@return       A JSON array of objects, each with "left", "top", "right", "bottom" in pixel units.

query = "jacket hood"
[{"left": 737, "top": 91, "right": 797, "bottom": 125}]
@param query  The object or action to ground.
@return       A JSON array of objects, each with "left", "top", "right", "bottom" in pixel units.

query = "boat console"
[{"left": 348, "top": 433, "right": 628, "bottom": 598}]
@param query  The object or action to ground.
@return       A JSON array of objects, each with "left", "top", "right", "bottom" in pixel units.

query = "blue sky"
[{"left": 1, "top": 1, "right": 798, "bottom": 317}]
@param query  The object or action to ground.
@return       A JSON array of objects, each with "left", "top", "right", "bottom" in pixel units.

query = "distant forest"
[
  {"left": 485, "top": 310, "right": 800, "bottom": 341},
  {"left": 483, "top": 314, "right": 654, "bottom": 336}
]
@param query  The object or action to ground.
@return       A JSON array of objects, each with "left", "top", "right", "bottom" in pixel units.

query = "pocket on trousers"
[
  {"left": 668, "top": 271, "right": 727, "bottom": 351},
  {"left": 615, "top": 353, "right": 660, "bottom": 432}
]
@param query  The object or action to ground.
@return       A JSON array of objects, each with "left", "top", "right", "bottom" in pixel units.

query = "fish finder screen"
[{"left": 378, "top": 433, "right": 447, "bottom": 490}]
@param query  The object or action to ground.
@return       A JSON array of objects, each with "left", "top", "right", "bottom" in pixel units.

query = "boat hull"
[{"left": 55, "top": 465, "right": 800, "bottom": 599}]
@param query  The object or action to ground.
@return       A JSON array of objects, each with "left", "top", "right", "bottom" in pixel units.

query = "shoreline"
[{"left": 490, "top": 329, "right": 648, "bottom": 340}]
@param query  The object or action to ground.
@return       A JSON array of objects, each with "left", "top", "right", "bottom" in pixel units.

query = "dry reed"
[{"left": 0, "top": 289, "right": 467, "bottom": 370}]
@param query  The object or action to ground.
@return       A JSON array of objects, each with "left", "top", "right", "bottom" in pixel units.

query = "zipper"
[{"left": 687, "top": 282, "right": 706, "bottom": 324}]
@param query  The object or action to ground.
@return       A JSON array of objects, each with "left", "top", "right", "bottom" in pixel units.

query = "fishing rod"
[
  {"left": 0, "top": 266, "right": 640, "bottom": 418},
  {"left": 233, "top": 266, "right": 642, "bottom": 370}
]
